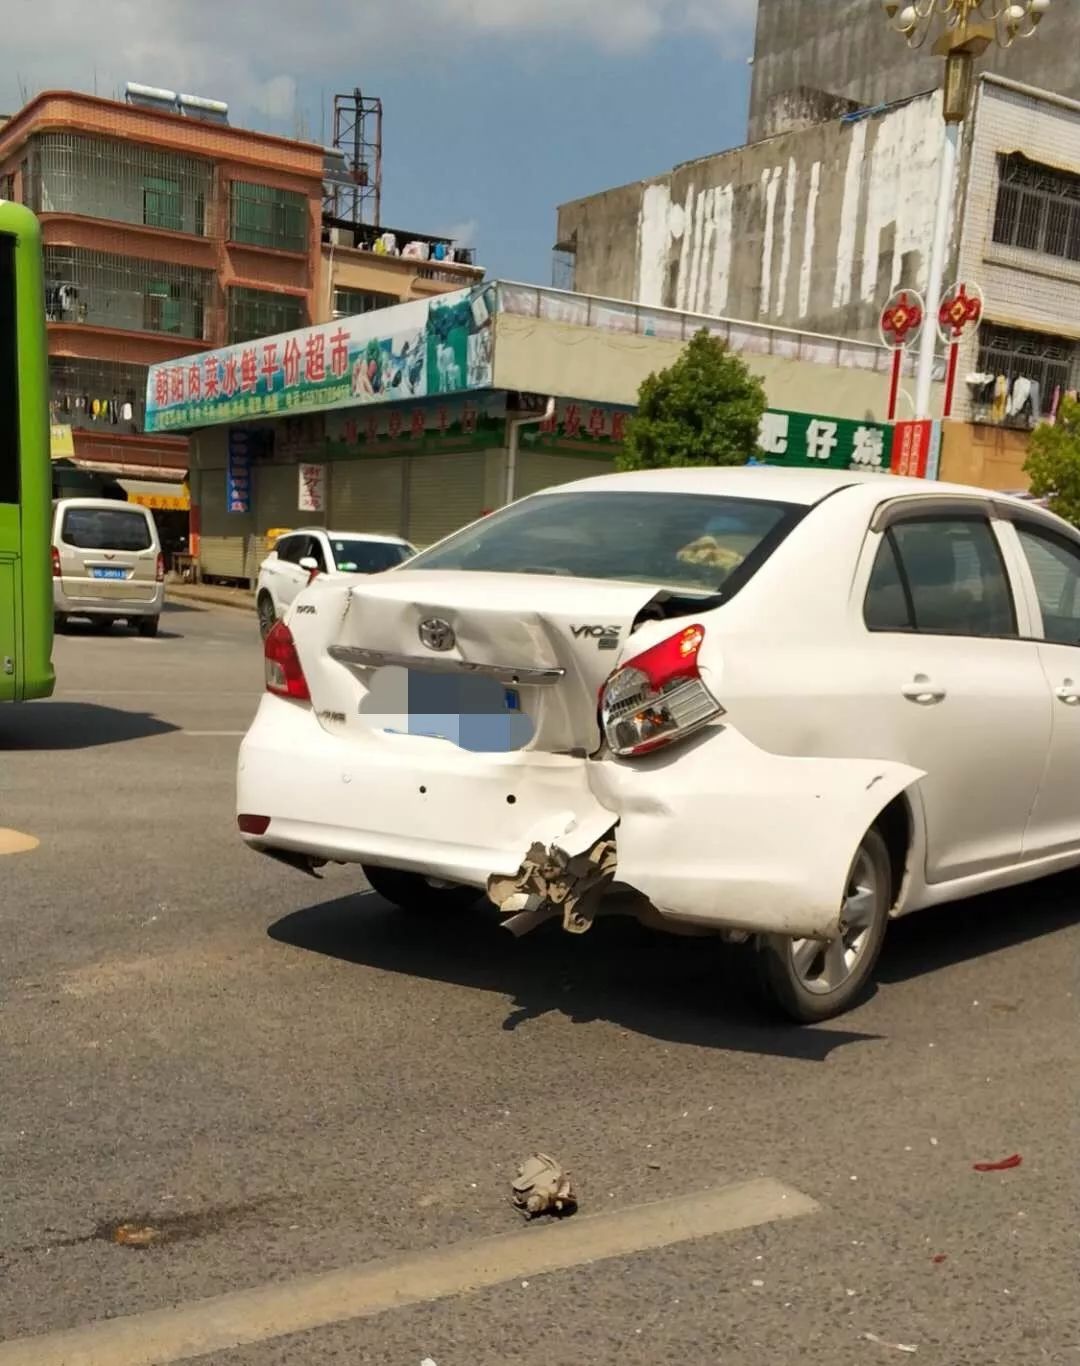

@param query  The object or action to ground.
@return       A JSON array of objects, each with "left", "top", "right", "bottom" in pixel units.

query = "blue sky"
[{"left": 3, "top": 0, "right": 758, "bottom": 284}]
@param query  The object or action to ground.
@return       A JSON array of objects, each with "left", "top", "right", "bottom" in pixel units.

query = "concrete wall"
[
  {"left": 491, "top": 313, "right": 927, "bottom": 422},
  {"left": 748, "top": 0, "right": 1078, "bottom": 142},
  {"left": 557, "top": 91, "right": 947, "bottom": 344}
]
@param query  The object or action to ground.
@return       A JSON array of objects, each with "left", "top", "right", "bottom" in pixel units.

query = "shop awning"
[{"left": 117, "top": 478, "right": 190, "bottom": 512}]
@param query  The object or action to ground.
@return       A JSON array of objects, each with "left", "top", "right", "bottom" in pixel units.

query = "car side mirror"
[{"left": 298, "top": 556, "right": 320, "bottom": 580}]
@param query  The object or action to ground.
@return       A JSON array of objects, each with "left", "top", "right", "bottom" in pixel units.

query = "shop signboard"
[
  {"left": 145, "top": 282, "right": 498, "bottom": 433},
  {"left": 891, "top": 419, "right": 941, "bottom": 479},
  {"left": 298, "top": 463, "right": 326, "bottom": 514},
  {"left": 226, "top": 431, "right": 253, "bottom": 514},
  {"left": 758, "top": 409, "right": 894, "bottom": 472}
]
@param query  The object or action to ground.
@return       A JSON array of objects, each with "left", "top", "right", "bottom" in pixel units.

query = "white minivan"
[{"left": 52, "top": 498, "right": 164, "bottom": 636}]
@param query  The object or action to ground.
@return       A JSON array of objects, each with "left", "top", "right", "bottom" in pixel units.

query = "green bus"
[{"left": 0, "top": 199, "right": 54, "bottom": 701}]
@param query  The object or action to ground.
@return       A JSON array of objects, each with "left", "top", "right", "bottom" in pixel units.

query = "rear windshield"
[
  {"left": 331, "top": 539, "right": 412, "bottom": 573},
  {"left": 61, "top": 507, "right": 152, "bottom": 552},
  {"left": 404, "top": 491, "right": 803, "bottom": 595}
]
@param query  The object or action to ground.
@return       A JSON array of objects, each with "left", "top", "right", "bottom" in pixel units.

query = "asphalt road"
[{"left": 1, "top": 602, "right": 1078, "bottom": 1365}]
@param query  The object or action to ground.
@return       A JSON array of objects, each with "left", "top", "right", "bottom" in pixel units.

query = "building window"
[
  {"left": 143, "top": 176, "right": 183, "bottom": 231},
  {"left": 974, "top": 322, "right": 1076, "bottom": 425},
  {"left": 230, "top": 181, "right": 308, "bottom": 253},
  {"left": 332, "top": 287, "right": 399, "bottom": 318},
  {"left": 24, "top": 133, "right": 210, "bottom": 234},
  {"left": 0, "top": 173, "right": 15, "bottom": 203},
  {"left": 228, "top": 287, "right": 306, "bottom": 344},
  {"left": 43, "top": 246, "right": 213, "bottom": 340},
  {"left": 993, "top": 153, "right": 1080, "bottom": 263},
  {"left": 49, "top": 358, "right": 148, "bottom": 432}
]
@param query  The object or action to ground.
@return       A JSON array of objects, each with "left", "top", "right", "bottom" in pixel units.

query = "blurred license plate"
[
  {"left": 91, "top": 568, "right": 126, "bottom": 580},
  {"left": 381, "top": 673, "right": 526, "bottom": 751}
]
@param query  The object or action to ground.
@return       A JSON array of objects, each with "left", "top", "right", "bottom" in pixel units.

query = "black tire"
[
  {"left": 362, "top": 864, "right": 483, "bottom": 914},
  {"left": 257, "top": 592, "right": 277, "bottom": 641},
  {"left": 136, "top": 616, "right": 160, "bottom": 638},
  {"left": 53, "top": 613, "right": 66, "bottom": 633},
  {"left": 91, "top": 617, "right": 113, "bottom": 634},
  {"left": 755, "top": 827, "right": 892, "bottom": 1024}
]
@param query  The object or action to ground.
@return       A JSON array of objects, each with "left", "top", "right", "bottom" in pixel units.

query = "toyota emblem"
[{"left": 419, "top": 618, "right": 455, "bottom": 652}]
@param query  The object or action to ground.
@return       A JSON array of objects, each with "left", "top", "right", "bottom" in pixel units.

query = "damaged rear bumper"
[{"left": 239, "top": 696, "right": 922, "bottom": 942}]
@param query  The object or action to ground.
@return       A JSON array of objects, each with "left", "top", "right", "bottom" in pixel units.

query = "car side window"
[
  {"left": 1016, "top": 524, "right": 1080, "bottom": 645},
  {"left": 865, "top": 515, "right": 1016, "bottom": 638},
  {"left": 276, "top": 536, "right": 301, "bottom": 565},
  {"left": 308, "top": 537, "right": 328, "bottom": 572}
]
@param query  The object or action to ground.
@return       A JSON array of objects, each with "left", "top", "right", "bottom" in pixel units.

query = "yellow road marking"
[
  {"left": 0, "top": 1178, "right": 818, "bottom": 1366},
  {"left": 0, "top": 829, "right": 39, "bottom": 856}
]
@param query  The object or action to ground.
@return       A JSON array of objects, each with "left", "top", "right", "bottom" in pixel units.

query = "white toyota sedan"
[{"left": 237, "top": 467, "right": 1080, "bottom": 1021}]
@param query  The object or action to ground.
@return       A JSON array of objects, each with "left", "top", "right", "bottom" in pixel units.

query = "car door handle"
[
  {"left": 902, "top": 676, "right": 946, "bottom": 705},
  {"left": 1055, "top": 680, "right": 1080, "bottom": 706}
]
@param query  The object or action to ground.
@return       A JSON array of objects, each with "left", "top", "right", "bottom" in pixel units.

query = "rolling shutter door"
[
  {"left": 405, "top": 453, "right": 486, "bottom": 548},
  {"left": 516, "top": 452, "right": 614, "bottom": 498},
  {"left": 330, "top": 457, "right": 406, "bottom": 536},
  {"left": 198, "top": 467, "right": 249, "bottom": 580},
  {"left": 247, "top": 463, "right": 300, "bottom": 580}
]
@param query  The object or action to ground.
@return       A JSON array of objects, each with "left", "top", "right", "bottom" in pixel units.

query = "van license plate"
[{"left": 91, "top": 568, "right": 126, "bottom": 580}]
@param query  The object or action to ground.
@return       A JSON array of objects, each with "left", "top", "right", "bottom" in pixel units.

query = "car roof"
[
  {"left": 284, "top": 527, "right": 411, "bottom": 545},
  {"left": 54, "top": 497, "right": 151, "bottom": 513},
  {"left": 542, "top": 464, "right": 1042, "bottom": 512}
]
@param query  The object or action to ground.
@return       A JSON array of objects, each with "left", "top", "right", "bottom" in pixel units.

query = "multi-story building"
[
  {"left": 748, "top": 0, "right": 1079, "bottom": 141},
  {"left": 0, "top": 86, "right": 482, "bottom": 505}
]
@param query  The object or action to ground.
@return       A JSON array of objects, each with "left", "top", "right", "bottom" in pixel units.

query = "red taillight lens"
[
  {"left": 51, "top": 546, "right": 61, "bottom": 578},
  {"left": 238, "top": 814, "right": 271, "bottom": 835},
  {"left": 264, "top": 621, "right": 311, "bottom": 701},
  {"left": 156, "top": 553, "right": 165, "bottom": 582},
  {"left": 599, "top": 623, "right": 723, "bottom": 758}
]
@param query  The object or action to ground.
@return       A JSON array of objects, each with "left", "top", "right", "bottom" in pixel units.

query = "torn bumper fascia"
[{"left": 587, "top": 727, "right": 924, "bottom": 941}]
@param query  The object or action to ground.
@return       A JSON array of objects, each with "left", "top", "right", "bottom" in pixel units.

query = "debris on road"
[
  {"left": 512, "top": 1153, "right": 577, "bottom": 1219},
  {"left": 862, "top": 1330, "right": 919, "bottom": 1353},
  {"left": 932, "top": 1254, "right": 948, "bottom": 1265},
  {"left": 973, "top": 1154, "right": 1023, "bottom": 1173}
]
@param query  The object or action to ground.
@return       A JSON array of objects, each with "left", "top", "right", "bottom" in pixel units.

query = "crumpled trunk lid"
[{"left": 316, "top": 569, "right": 665, "bottom": 755}]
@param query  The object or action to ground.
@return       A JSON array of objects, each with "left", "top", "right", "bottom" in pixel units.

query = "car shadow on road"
[
  {"left": 0, "top": 701, "right": 179, "bottom": 750},
  {"left": 878, "top": 872, "right": 1079, "bottom": 986},
  {"left": 268, "top": 893, "right": 879, "bottom": 1062}
]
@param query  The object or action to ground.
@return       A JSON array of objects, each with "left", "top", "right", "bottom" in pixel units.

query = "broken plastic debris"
[
  {"left": 421, "top": 1359, "right": 439, "bottom": 1366},
  {"left": 862, "top": 1331, "right": 918, "bottom": 1353},
  {"left": 511, "top": 1154, "right": 577, "bottom": 1220},
  {"left": 111, "top": 1224, "right": 160, "bottom": 1248},
  {"left": 973, "top": 1154, "right": 1022, "bottom": 1173},
  {"left": 932, "top": 1254, "right": 948, "bottom": 1265}
]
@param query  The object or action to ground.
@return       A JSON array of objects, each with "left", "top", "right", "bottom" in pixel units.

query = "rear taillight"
[
  {"left": 51, "top": 546, "right": 60, "bottom": 578},
  {"left": 599, "top": 624, "right": 723, "bottom": 758},
  {"left": 156, "top": 553, "right": 165, "bottom": 582},
  {"left": 264, "top": 621, "right": 311, "bottom": 702},
  {"left": 238, "top": 814, "right": 271, "bottom": 836}
]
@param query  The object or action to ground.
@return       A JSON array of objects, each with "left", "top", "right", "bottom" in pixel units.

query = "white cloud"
[{"left": 0, "top": 0, "right": 757, "bottom": 124}]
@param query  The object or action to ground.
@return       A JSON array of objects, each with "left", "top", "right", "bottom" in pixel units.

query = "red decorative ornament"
[
  {"left": 937, "top": 282, "right": 983, "bottom": 343},
  {"left": 880, "top": 291, "right": 925, "bottom": 349}
]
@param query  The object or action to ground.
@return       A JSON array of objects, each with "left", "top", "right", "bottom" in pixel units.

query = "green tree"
[
  {"left": 1025, "top": 397, "right": 1080, "bottom": 526},
  {"left": 617, "top": 329, "right": 767, "bottom": 472}
]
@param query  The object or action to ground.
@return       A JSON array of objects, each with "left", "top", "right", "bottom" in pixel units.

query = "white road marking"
[
  {"left": 0, "top": 829, "right": 39, "bottom": 856},
  {"left": 0, "top": 1178, "right": 817, "bottom": 1366}
]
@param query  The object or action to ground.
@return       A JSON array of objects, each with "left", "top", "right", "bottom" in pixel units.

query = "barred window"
[
  {"left": 228, "top": 287, "right": 306, "bottom": 344},
  {"left": 43, "top": 246, "right": 213, "bottom": 340},
  {"left": 977, "top": 322, "right": 1076, "bottom": 401},
  {"left": 230, "top": 181, "right": 308, "bottom": 253},
  {"left": 332, "top": 287, "right": 399, "bottom": 317},
  {"left": 992, "top": 153, "right": 1080, "bottom": 263}
]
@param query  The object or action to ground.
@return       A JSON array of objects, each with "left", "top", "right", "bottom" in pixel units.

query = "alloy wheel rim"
[{"left": 788, "top": 848, "right": 879, "bottom": 996}]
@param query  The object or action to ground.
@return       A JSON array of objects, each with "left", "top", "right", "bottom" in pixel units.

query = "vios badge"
[{"left": 419, "top": 618, "right": 455, "bottom": 652}]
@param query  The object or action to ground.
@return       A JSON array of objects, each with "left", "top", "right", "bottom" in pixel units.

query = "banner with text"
[{"left": 145, "top": 283, "right": 497, "bottom": 433}]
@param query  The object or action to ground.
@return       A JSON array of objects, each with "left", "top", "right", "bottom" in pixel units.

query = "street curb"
[{"left": 166, "top": 586, "right": 255, "bottom": 613}]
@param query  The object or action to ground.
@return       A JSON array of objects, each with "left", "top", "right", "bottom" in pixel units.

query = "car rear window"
[
  {"left": 403, "top": 491, "right": 803, "bottom": 595},
  {"left": 331, "top": 539, "right": 412, "bottom": 573},
  {"left": 61, "top": 507, "right": 152, "bottom": 551}
]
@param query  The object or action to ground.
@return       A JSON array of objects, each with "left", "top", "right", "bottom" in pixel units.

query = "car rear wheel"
[
  {"left": 755, "top": 827, "right": 891, "bottom": 1024},
  {"left": 136, "top": 616, "right": 160, "bottom": 638},
  {"left": 362, "top": 864, "right": 483, "bottom": 914},
  {"left": 91, "top": 617, "right": 113, "bottom": 634},
  {"left": 257, "top": 592, "right": 277, "bottom": 640},
  {"left": 53, "top": 613, "right": 67, "bottom": 633}
]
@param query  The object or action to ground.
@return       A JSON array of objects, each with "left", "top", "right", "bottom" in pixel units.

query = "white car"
[
  {"left": 237, "top": 467, "right": 1080, "bottom": 1021},
  {"left": 255, "top": 528, "right": 415, "bottom": 638}
]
